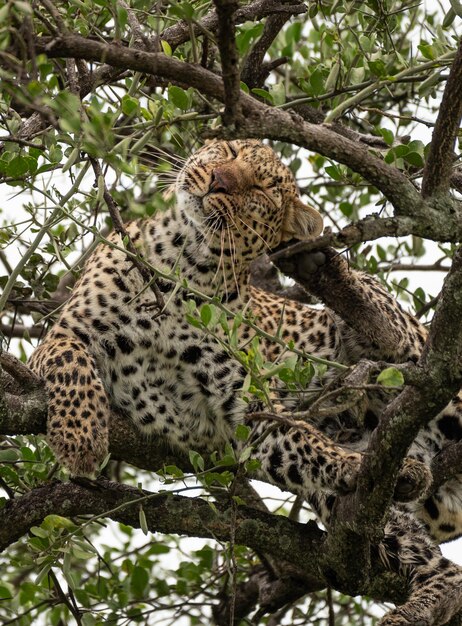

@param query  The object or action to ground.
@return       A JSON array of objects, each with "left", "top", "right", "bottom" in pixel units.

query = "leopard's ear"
[{"left": 281, "top": 197, "right": 323, "bottom": 241}]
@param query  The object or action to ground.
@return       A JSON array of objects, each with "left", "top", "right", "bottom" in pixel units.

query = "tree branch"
[
  {"left": 431, "top": 441, "right": 462, "bottom": 490},
  {"left": 34, "top": 34, "right": 430, "bottom": 219},
  {"left": 0, "top": 476, "right": 415, "bottom": 611},
  {"left": 0, "top": 477, "right": 323, "bottom": 557},
  {"left": 422, "top": 36, "right": 462, "bottom": 197},
  {"left": 161, "top": 0, "right": 306, "bottom": 49},
  {"left": 351, "top": 245, "right": 462, "bottom": 534},
  {"left": 240, "top": 12, "right": 290, "bottom": 88},
  {"left": 213, "top": 0, "right": 242, "bottom": 125}
]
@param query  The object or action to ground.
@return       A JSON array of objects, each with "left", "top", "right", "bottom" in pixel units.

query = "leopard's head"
[{"left": 175, "top": 140, "right": 323, "bottom": 258}]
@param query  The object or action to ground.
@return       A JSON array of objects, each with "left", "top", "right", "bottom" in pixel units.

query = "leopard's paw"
[
  {"left": 295, "top": 251, "right": 327, "bottom": 278},
  {"left": 394, "top": 458, "right": 432, "bottom": 503},
  {"left": 336, "top": 453, "right": 362, "bottom": 493},
  {"left": 48, "top": 428, "right": 109, "bottom": 478}
]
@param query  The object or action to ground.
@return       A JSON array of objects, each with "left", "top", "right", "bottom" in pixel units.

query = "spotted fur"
[{"left": 29, "top": 139, "right": 462, "bottom": 625}]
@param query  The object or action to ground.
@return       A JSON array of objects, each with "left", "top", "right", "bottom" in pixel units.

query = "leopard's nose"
[{"left": 209, "top": 166, "right": 237, "bottom": 194}]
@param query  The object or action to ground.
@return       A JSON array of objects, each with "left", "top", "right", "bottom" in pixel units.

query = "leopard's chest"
[{"left": 85, "top": 304, "right": 244, "bottom": 452}]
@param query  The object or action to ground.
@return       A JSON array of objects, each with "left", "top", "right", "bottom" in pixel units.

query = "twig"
[
  {"left": 0, "top": 165, "right": 89, "bottom": 315},
  {"left": 48, "top": 569, "right": 83, "bottom": 626},
  {"left": 324, "top": 50, "right": 455, "bottom": 123},
  {"left": 89, "top": 159, "right": 164, "bottom": 312},
  {"left": 118, "top": 0, "right": 152, "bottom": 50},
  {"left": 0, "top": 352, "right": 41, "bottom": 390},
  {"left": 39, "top": 0, "right": 68, "bottom": 34},
  {"left": 0, "top": 323, "right": 44, "bottom": 339},
  {"left": 161, "top": 0, "right": 306, "bottom": 49}
]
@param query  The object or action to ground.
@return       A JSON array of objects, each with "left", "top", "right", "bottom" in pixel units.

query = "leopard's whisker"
[{"left": 237, "top": 216, "right": 271, "bottom": 252}]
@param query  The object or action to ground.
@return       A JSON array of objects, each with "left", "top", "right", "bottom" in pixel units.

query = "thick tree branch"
[
  {"left": 213, "top": 0, "right": 242, "bottom": 125},
  {"left": 34, "top": 34, "right": 431, "bottom": 219},
  {"left": 0, "top": 476, "right": 414, "bottom": 610},
  {"left": 0, "top": 478, "right": 324, "bottom": 558},
  {"left": 350, "top": 245, "right": 462, "bottom": 535},
  {"left": 422, "top": 36, "right": 462, "bottom": 197},
  {"left": 270, "top": 213, "right": 462, "bottom": 264}
]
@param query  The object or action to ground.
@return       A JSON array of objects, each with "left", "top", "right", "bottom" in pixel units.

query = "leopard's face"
[{"left": 175, "top": 140, "right": 323, "bottom": 255}]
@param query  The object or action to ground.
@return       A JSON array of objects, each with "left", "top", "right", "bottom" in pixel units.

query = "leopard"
[{"left": 28, "top": 139, "right": 462, "bottom": 625}]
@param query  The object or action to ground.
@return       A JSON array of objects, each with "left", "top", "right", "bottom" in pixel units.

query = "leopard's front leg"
[
  {"left": 246, "top": 416, "right": 431, "bottom": 500},
  {"left": 275, "top": 247, "right": 427, "bottom": 363},
  {"left": 28, "top": 335, "right": 110, "bottom": 476}
]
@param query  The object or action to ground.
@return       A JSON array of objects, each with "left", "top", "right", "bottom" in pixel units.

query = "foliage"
[{"left": 0, "top": 0, "right": 461, "bottom": 624}]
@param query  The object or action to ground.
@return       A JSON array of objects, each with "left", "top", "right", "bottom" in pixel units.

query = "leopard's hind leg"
[
  {"left": 29, "top": 335, "right": 109, "bottom": 476},
  {"left": 307, "top": 494, "right": 462, "bottom": 626},
  {"left": 377, "top": 509, "right": 462, "bottom": 626}
]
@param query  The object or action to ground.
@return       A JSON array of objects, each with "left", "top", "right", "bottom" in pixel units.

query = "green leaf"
[
  {"left": 419, "top": 70, "right": 441, "bottom": 97},
  {"left": 5, "top": 156, "right": 29, "bottom": 177},
  {"left": 200, "top": 303, "right": 212, "bottom": 326},
  {"left": 186, "top": 314, "right": 202, "bottom": 329},
  {"left": 309, "top": 68, "right": 324, "bottom": 95},
  {"left": 42, "top": 515, "right": 75, "bottom": 530},
  {"left": 0, "top": 448, "right": 19, "bottom": 462},
  {"left": 235, "top": 424, "right": 251, "bottom": 441},
  {"left": 239, "top": 446, "right": 253, "bottom": 463},
  {"left": 251, "top": 88, "right": 274, "bottom": 104},
  {"left": 278, "top": 367, "right": 295, "bottom": 383},
  {"left": 116, "top": 6, "right": 128, "bottom": 30},
  {"left": 149, "top": 543, "right": 170, "bottom": 555},
  {"left": 325, "top": 61, "right": 340, "bottom": 92},
  {"left": 269, "top": 82, "right": 285, "bottom": 106},
  {"left": 130, "top": 565, "right": 149, "bottom": 599},
  {"left": 380, "top": 128, "right": 394, "bottom": 146},
  {"left": 121, "top": 95, "right": 139, "bottom": 116},
  {"left": 161, "top": 40, "right": 172, "bottom": 56},
  {"left": 35, "top": 563, "right": 52, "bottom": 585},
  {"left": 164, "top": 464, "right": 184, "bottom": 478},
  {"left": 443, "top": 6, "right": 457, "bottom": 27},
  {"left": 325, "top": 165, "right": 342, "bottom": 180},
  {"left": 188, "top": 450, "right": 204, "bottom": 472},
  {"left": 139, "top": 506, "right": 148, "bottom": 535},
  {"left": 368, "top": 58, "right": 387, "bottom": 77},
  {"left": 168, "top": 85, "right": 190, "bottom": 111},
  {"left": 72, "top": 547, "right": 96, "bottom": 559},
  {"left": 404, "top": 151, "right": 424, "bottom": 167},
  {"left": 0, "top": 4, "right": 10, "bottom": 22},
  {"left": 377, "top": 367, "right": 404, "bottom": 387},
  {"left": 0, "top": 585, "right": 13, "bottom": 600},
  {"left": 418, "top": 43, "right": 436, "bottom": 60}
]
